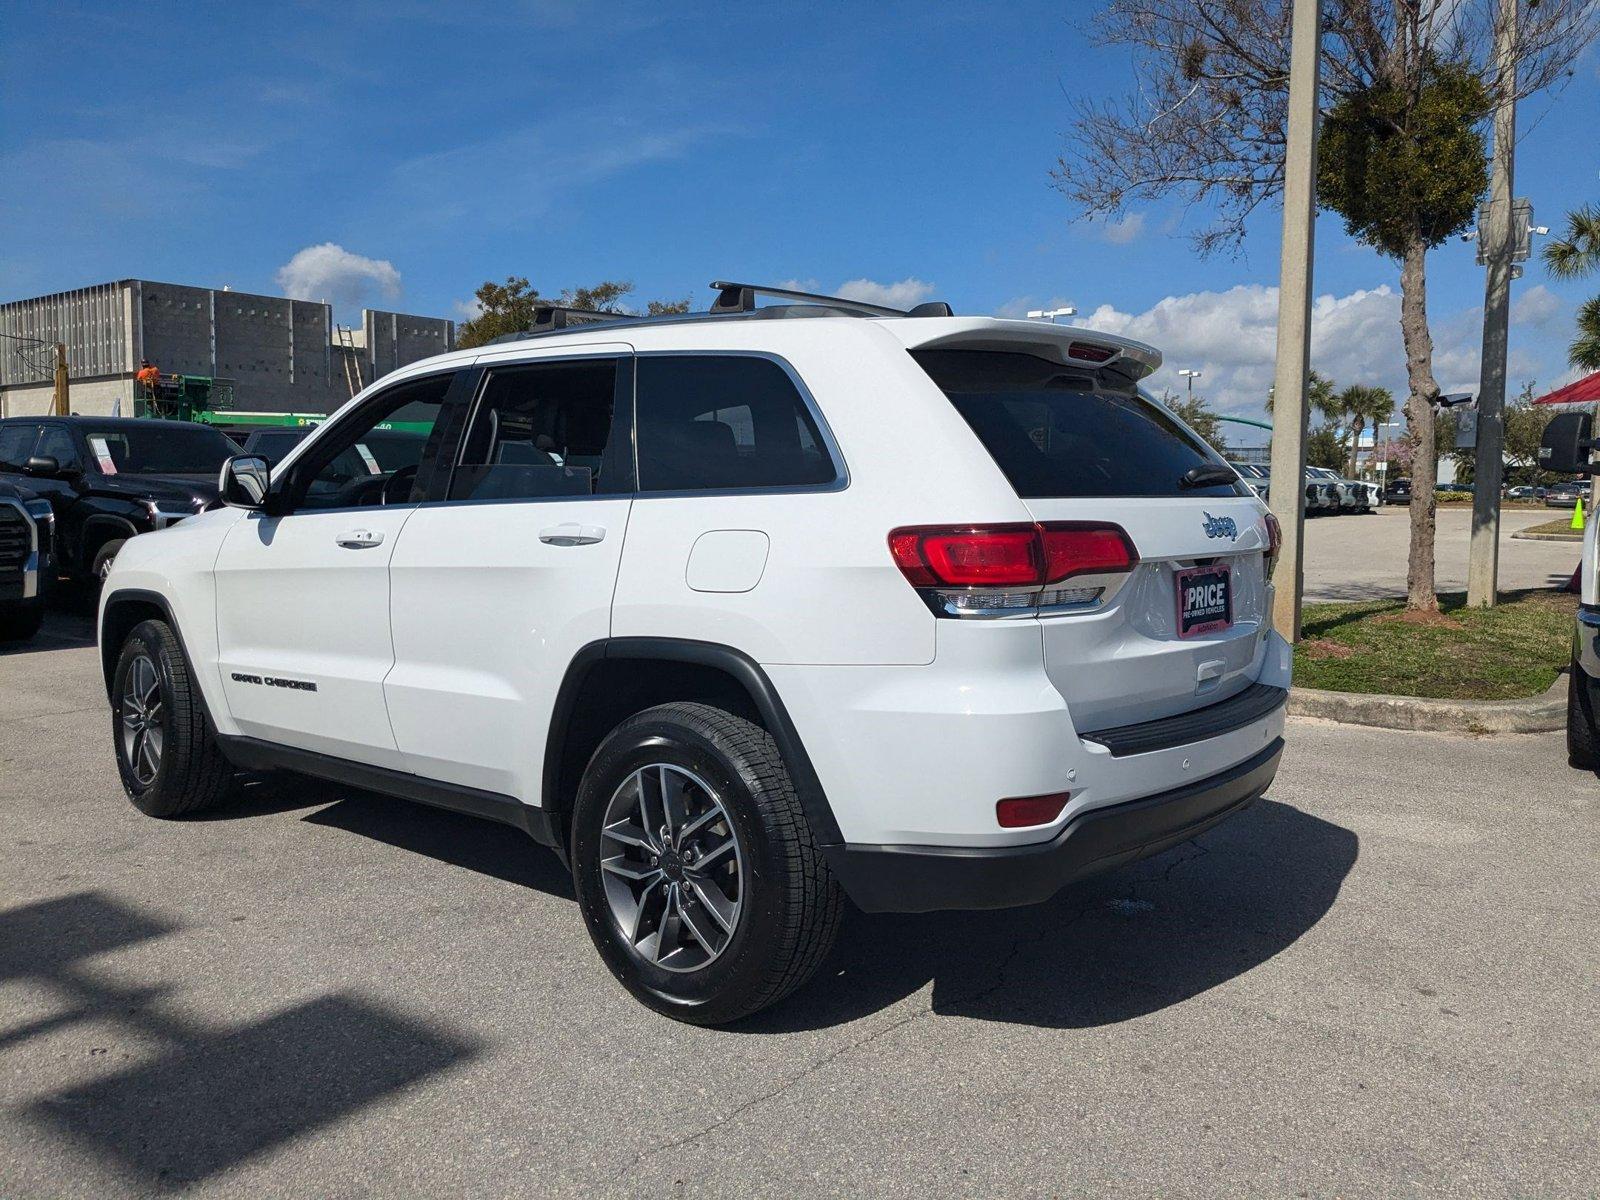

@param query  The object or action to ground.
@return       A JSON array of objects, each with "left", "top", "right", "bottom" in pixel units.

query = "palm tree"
[
  {"left": 1337, "top": 385, "right": 1395, "bottom": 477},
  {"left": 1544, "top": 205, "right": 1600, "bottom": 372},
  {"left": 1571, "top": 295, "right": 1600, "bottom": 373}
]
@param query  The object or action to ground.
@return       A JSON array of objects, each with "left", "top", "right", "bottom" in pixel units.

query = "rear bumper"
[{"left": 827, "top": 738, "right": 1283, "bottom": 913}]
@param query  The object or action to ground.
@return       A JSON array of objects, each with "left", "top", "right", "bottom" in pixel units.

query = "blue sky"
[{"left": 3, "top": 1, "right": 1597, "bottom": 432}]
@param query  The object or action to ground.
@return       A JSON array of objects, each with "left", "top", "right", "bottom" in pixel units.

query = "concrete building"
[{"left": 0, "top": 280, "right": 455, "bottom": 418}]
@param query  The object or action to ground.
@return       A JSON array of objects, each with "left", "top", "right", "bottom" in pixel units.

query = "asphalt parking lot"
[
  {"left": 1302, "top": 505, "right": 1576, "bottom": 602},
  {"left": 3, "top": 587, "right": 1598, "bottom": 1197}
]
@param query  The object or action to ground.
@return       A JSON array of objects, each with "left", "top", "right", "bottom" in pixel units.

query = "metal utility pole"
[
  {"left": 1467, "top": 0, "right": 1518, "bottom": 608},
  {"left": 1179, "top": 368, "right": 1203, "bottom": 395},
  {"left": 1266, "top": 0, "right": 1324, "bottom": 642}
]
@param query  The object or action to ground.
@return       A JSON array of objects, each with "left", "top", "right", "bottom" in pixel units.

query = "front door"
[
  {"left": 385, "top": 347, "right": 635, "bottom": 800},
  {"left": 213, "top": 371, "right": 460, "bottom": 768}
]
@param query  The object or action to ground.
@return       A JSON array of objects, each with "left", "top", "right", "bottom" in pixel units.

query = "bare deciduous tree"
[{"left": 1055, "top": 0, "right": 1596, "bottom": 609}]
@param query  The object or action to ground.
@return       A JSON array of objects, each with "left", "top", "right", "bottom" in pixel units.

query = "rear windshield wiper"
[{"left": 1179, "top": 463, "right": 1239, "bottom": 489}]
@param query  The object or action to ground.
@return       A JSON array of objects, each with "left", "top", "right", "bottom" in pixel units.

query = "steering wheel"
[{"left": 381, "top": 464, "right": 419, "bottom": 506}]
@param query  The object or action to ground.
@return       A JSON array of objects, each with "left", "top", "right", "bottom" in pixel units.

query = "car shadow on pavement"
[
  {"left": 3, "top": 891, "right": 480, "bottom": 1189},
  {"left": 749, "top": 798, "right": 1358, "bottom": 1034},
  {"left": 300, "top": 791, "right": 576, "bottom": 899}
]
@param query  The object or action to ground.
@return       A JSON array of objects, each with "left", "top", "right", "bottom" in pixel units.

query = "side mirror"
[
  {"left": 219, "top": 454, "right": 271, "bottom": 509},
  {"left": 23, "top": 454, "right": 66, "bottom": 478},
  {"left": 1539, "top": 412, "right": 1595, "bottom": 474}
]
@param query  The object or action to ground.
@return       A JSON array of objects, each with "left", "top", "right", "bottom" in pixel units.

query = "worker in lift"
[{"left": 135, "top": 360, "right": 161, "bottom": 398}]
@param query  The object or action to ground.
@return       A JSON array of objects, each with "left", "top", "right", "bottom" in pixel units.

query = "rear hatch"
[{"left": 909, "top": 341, "right": 1273, "bottom": 733}]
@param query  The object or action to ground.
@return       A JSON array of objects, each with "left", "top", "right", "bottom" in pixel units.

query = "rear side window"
[
  {"left": 635, "top": 356, "right": 837, "bottom": 493},
  {"left": 451, "top": 358, "right": 628, "bottom": 502},
  {"left": 912, "top": 350, "right": 1246, "bottom": 499}
]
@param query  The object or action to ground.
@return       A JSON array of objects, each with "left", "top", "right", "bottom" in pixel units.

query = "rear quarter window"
[
  {"left": 635, "top": 355, "right": 837, "bottom": 493},
  {"left": 912, "top": 349, "right": 1246, "bottom": 499}
]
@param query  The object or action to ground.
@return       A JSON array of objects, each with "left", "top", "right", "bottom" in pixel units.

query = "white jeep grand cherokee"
[{"left": 99, "top": 282, "right": 1290, "bottom": 1024}]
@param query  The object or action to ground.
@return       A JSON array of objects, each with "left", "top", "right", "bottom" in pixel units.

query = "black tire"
[
  {"left": 1567, "top": 663, "right": 1600, "bottom": 771},
  {"left": 0, "top": 599, "right": 43, "bottom": 642},
  {"left": 571, "top": 702, "right": 844, "bottom": 1025},
  {"left": 111, "top": 619, "right": 234, "bottom": 817},
  {"left": 91, "top": 538, "right": 127, "bottom": 584}
]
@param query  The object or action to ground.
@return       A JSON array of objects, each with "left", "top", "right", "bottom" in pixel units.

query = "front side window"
[
  {"left": 0, "top": 423, "right": 40, "bottom": 468},
  {"left": 449, "top": 358, "right": 627, "bottom": 502},
  {"left": 635, "top": 356, "right": 837, "bottom": 493},
  {"left": 290, "top": 374, "right": 453, "bottom": 510}
]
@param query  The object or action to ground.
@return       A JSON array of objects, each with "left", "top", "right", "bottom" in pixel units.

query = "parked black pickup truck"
[
  {"left": 0, "top": 476, "right": 54, "bottom": 640},
  {"left": 0, "top": 417, "right": 237, "bottom": 581}
]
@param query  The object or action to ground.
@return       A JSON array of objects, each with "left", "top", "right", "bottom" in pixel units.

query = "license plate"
[{"left": 1175, "top": 563, "right": 1232, "bottom": 638}]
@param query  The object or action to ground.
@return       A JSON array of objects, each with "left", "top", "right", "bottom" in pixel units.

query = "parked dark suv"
[
  {"left": 0, "top": 417, "right": 237, "bottom": 581},
  {"left": 0, "top": 476, "right": 53, "bottom": 640},
  {"left": 1382, "top": 476, "right": 1412, "bottom": 505}
]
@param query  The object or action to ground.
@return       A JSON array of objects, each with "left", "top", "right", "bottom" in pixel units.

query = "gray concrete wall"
[
  {"left": 364, "top": 310, "right": 454, "bottom": 385},
  {"left": 0, "top": 377, "right": 133, "bottom": 419},
  {"left": 1, "top": 279, "right": 456, "bottom": 417}
]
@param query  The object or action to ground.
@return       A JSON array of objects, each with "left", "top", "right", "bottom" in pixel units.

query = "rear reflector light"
[
  {"left": 1067, "top": 341, "right": 1117, "bottom": 364},
  {"left": 996, "top": 791, "right": 1072, "bottom": 829},
  {"left": 1263, "top": 512, "right": 1282, "bottom": 579}
]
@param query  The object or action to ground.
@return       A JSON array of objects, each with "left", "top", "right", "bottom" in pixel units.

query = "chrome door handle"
[
  {"left": 336, "top": 529, "right": 384, "bottom": 549},
  {"left": 539, "top": 523, "right": 606, "bottom": 546}
]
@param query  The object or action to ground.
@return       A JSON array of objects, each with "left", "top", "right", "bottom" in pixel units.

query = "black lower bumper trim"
[
  {"left": 1081, "top": 682, "right": 1288, "bottom": 757},
  {"left": 825, "top": 738, "right": 1283, "bottom": 913}
]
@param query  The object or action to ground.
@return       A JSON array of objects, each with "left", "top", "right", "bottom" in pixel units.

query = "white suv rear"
[{"left": 99, "top": 282, "right": 1290, "bottom": 1024}]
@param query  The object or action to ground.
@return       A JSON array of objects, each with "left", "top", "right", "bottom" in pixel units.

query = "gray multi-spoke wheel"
[
  {"left": 572, "top": 702, "right": 844, "bottom": 1025},
  {"left": 111, "top": 618, "right": 234, "bottom": 817},
  {"left": 120, "top": 654, "right": 166, "bottom": 785},
  {"left": 600, "top": 763, "right": 744, "bottom": 972}
]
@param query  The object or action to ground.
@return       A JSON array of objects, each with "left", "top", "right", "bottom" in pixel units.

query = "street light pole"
[
  {"left": 1266, "top": 0, "right": 1324, "bottom": 643},
  {"left": 1467, "top": 0, "right": 1518, "bottom": 608},
  {"left": 1178, "top": 368, "right": 1203, "bottom": 396}
]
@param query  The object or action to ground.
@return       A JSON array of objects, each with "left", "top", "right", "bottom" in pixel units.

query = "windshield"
[
  {"left": 912, "top": 350, "right": 1246, "bottom": 499},
  {"left": 246, "top": 430, "right": 309, "bottom": 465},
  {"left": 81, "top": 423, "right": 238, "bottom": 475}
]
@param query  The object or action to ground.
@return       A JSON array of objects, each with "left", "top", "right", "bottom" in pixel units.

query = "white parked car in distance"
[{"left": 98, "top": 281, "right": 1291, "bottom": 1024}]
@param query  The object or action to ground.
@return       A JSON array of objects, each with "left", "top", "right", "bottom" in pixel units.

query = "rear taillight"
[
  {"left": 888, "top": 522, "right": 1138, "bottom": 618},
  {"left": 1263, "top": 512, "right": 1282, "bottom": 580}
]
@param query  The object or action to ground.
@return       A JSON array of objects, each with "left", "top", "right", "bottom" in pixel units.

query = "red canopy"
[{"left": 1533, "top": 371, "right": 1600, "bottom": 405}]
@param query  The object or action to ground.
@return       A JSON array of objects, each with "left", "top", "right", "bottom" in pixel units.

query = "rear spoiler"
[{"left": 884, "top": 317, "right": 1161, "bottom": 383}]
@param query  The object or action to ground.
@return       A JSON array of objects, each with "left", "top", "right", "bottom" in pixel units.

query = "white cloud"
[
  {"left": 1072, "top": 282, "right": 1521, "bottom": 418},
  {"left": 276, "top": 243, "right": 401, "bottom": 308},
  {"left": 1100, "top": 212, "right": 1146, "bottom": 245},
  {"left": 835, "top": 277, "right": 936, "bottom": 309},
  {"left": 1511, "top": 283, "right": 1562, "bottom": 328},
  {"left": 453, "top": 296, "right": 484, "bottom": 321}
]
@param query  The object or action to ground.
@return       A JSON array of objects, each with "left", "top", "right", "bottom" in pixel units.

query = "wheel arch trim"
[{"left": 542, "top": 637, "right": 845, "bottom": 849}]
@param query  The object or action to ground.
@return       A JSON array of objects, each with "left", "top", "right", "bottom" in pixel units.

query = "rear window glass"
[{"left": 912, "top": 350, "right": 1246, "bottom": 499}]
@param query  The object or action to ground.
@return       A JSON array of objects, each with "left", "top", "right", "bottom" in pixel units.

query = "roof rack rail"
[
  {"left": 485, "top": 304, "right": 629, "bottom": 345},
  {"left": 708, "top": 280, "right": 953, "bottom": 319}
]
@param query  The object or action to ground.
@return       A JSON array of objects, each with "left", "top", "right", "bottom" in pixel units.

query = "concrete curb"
[
  {"left": 1511, "top": 528, "right": 1582, "bottom": 542},
  {"left": 1289, "top": 674, "right": 1565, "bottom": 734}
]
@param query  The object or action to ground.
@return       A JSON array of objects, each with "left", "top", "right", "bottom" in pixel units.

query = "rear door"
[
  {"left": 384, "top": 346, "right": 635, "bottom": 800},
  {"left": 912, "top": 348, "right": 1273, "bottom": 732}
]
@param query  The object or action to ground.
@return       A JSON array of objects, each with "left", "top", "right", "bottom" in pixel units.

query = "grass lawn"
[
  {"left": 1519, "top": 518, "right": 1583, "bottom": 538},
  {"left": 1294, "top": 589, "right": 1576, "bottom": 700}
]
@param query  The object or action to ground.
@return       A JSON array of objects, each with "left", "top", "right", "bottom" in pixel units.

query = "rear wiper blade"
[{"left": 1180, "top": 463, "right": 1239, "bottom": 489}]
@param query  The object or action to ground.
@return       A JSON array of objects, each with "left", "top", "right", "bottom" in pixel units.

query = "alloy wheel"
[
  {"left": 598, "top": 763, "right": 744, "bottom": 973},
  {"left": 120, "top": 655, "right": 164, "bottom": 785}
]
